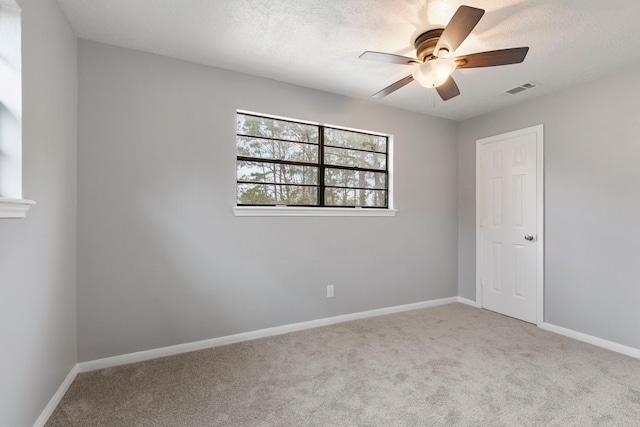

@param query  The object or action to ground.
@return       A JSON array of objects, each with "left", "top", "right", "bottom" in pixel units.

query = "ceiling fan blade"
[
  {"left": 435, "top": 76, "right": 460, "bottom": 101},
  {"left": 359, "top": 51, "right": 420, "bottom": 66},
  {"left": 435, "top": 6, "right": 484, "bottom": 56},
  {"left": 455, "top": 47, "right": 529, "bottom": 68},
  {"left": 372, "top": 75, "right": 414, "bottom": 98}
]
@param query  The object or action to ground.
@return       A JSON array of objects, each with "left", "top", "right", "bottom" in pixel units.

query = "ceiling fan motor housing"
[{"left": 414, "top": 29, "right": 444, "bottom": 61}]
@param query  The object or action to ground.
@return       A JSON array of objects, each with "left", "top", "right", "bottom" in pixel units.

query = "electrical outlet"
[{"left": 326, "top": 285, "right": 335, "bottom": 298}]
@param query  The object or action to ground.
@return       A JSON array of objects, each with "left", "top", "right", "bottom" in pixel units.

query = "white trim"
[
  {"left": 535, "top": 129, "right": 545, "bottom": 326},
  {"left": 78, "top": 297, "right": 457, "bottom": 372},
  {"left": 457, "top": 296, "right": 481, "bottom": 308},
  {"left": 233, "top": 206, "right": 397, "bottom": 217},
  {"left": 0, "top": 197, "right": 35, "bottom": 218},
  {"left": 540, "top": 322, "right": 640, "bottom": 360},
  {"left": 32, "top": 365, "right": 78, "bottom": 427},
  {"left": 475, "top": 124, "right": 544, "bottom": 325},
  {"left": 475, "top": 141, "right": 482, "bottom": 309},
  {"left": 387, "top": 135, "right": 394, "bottom": 209},
  {"left": 34, "top": 305, "right": 640, "bottom": 427}
]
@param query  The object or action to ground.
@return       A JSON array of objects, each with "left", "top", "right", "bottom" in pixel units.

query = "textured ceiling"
[{"left": 57, "top": 0, "right": 640, "bottom": 120}]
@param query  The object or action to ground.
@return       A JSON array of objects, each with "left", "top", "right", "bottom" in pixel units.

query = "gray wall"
[
  {"left": 77, "top": 40, "right": 459, "bottom": 362},
  {"left": 458, "top": 63, "right": 640, "bottom": 349},
  {"left": 0, "top": 1, "right": 77, "bottom": 426}
]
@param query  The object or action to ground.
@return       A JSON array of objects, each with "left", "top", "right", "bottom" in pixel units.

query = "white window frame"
[{"left": 0, "top": 1, "right": 35, "bottom": 219}]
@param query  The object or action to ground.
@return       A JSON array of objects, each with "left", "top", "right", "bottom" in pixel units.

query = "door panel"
[
  {"left": 480, "top": 132, "right": 538, "bottom": 323},
  {"left": 491, "top": 243, "right": 502, "bottom": 292}
]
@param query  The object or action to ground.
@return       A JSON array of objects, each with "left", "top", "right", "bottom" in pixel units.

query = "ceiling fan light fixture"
[
  {"left": 436, "top": 47, "right": 450, "bottom": 58},
  {"left": 412, "top": 58, "right": 456, "bottom": 88}
]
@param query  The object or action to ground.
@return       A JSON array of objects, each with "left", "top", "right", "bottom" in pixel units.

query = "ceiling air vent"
[{"left": 502, "top": 81, "right": 540, "bottom": 96}]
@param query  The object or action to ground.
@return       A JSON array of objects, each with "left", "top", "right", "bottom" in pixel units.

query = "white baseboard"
[
  {"left": 34, "top": 299, "right": 640, "bottom": 426},
  {"left": 540, "top": 322, "right": 640, "bottom": 360},
  {"left": 457, "top": 296, "right": 481, "bottom": 308},
  {"left": 456, "top": 300, "right": 640, "bottom": 359},
  {"left": 78, "top": 296, "right": 459, "bottom": 373},
  {"left": 32, "top": 364, "right": 78, "bottom": 427}
]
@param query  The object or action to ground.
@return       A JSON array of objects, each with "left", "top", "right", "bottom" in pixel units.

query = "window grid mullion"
[
  {"left": 238, "top": 181, "right": 318, "bottom": 188},
  {"left": 323, "top": 143, "right": 387, "bottom": 156},
  {"left": 237, "top": 133, "right": 319, "bottom": 147},
  {"left": 325, "top": 185, "right": 388, "bottom": 191},
  {"left": 324, "top": 164, "right": 387, "bottom": 174},
  {"left": 237, "top": 156, "right": 318, "bottom": 168},
  {"left": 319, "top": 126, "right": 325, "bottom": 207}
]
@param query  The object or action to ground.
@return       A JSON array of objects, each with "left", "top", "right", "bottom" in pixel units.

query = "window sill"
[
  {"left": 0, "top": 197, "right": 36, "bottom": 219},
  {"left": 233, "top": 206, "right": 398, "bottom": 217}
]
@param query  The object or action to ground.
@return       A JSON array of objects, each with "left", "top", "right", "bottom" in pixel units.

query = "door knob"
[{"left": 524, "top": 234, "right": 535, "bottom": 241}]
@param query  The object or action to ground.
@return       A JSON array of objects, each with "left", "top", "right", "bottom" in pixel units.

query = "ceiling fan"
[{"left": 360, "top": 5, "right": 529, "bottom": 101}]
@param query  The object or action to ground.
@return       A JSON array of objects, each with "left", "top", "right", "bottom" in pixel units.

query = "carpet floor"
[{"left": 46, "top": 303, "right": 640, "bottom": 426}]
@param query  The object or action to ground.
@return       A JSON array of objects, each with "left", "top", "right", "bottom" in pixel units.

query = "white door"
[{"left": 477, "top": 125, "right": 543, "bottom": 324}]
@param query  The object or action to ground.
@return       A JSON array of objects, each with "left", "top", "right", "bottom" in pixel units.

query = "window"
[
  {"left": 0, "top": 2, "right": 33, "bottom": 218},
  {"left": 236, "top": 112, "right": 390, "bottom": 210}
]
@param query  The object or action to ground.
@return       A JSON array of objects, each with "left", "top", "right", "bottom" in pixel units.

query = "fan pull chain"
[{"left": 432, "top": 86, "right": 436, "bottom": 109}]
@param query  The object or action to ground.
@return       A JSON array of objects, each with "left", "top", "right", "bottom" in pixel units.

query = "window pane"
[
  {"left": 237, "top": 183, "right": 318, "bottom": 205},
  {"left": 324, "top": 187, "right": 355, "bottom": 207},
  {"left": 325, "top": 146, "right": 387, "bottom": 171},
  {"left": 325, "top": 188, "right": 387, "bottom": 207},
  {"left": 325, "top": 168, "right": 387, "bottom": 189},
  {"left": 237, "top": 161, "right": 318, "bottom": 185},
  {"left": 324, "top": 128, "right": 386, "bottom": 153},
  {"left": 237, "top": 114, "right": 319, "bottom": 143},
  {"left": 237, "top": 137, "right": 318, "bottom": 163}
]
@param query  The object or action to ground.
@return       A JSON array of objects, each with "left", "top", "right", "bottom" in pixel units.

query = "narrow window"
[
  {"left": 236, "top": 112, "right": 389, "bottom": 208},
  {"left": 0, "top": 2, "right": 22, "bottom": 200},
  {"left": 0, "top": 2, "right": 34, "bottom": 219}
]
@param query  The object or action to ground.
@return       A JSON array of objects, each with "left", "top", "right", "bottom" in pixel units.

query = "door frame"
[{"left": 475, "top": 124, "right": 545, "bottom": 326}]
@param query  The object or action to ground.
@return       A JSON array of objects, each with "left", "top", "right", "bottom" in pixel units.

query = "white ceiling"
[{"left": 57, "top": 0, "right": 640, "bottom": 120}]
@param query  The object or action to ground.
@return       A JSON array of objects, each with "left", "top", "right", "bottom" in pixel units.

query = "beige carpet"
[{"left": 46, "top": 304, "right": 640, "bottom": 426}]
